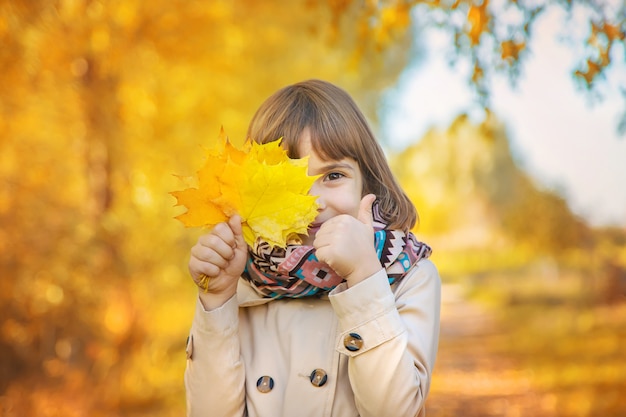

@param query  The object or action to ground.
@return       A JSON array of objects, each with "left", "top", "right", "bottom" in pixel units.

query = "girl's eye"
[{"left": 325, "top": 172, "right": 344, "bottom": 181}]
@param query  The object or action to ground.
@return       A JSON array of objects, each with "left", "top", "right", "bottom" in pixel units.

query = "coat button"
[
  {"left": 309, "top": 369, "right": 328, "bottom": 387},
  {"left": 256, "top": 376, "right": 274, "bottom": 393},
  {"left": 343, "top": 332, "right": 363, "bottom": 352}
]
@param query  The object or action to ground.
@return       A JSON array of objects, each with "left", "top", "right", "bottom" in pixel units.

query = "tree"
[
  {"left": 332, "top": 0, "right": 626, "bottom": 131},
  {"left": 393, "top": 113, "right": 591, "bottom": 267},
  {"left": 1, "top": 1, "right": 623, "bottom": 415},
  {"left": 0, "top": 1, "right": 412, "bottom": 415}
]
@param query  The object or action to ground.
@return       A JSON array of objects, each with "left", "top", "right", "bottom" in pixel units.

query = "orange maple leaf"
[{"left": 171, "top": 130, "right": 319, "bottom": 248}]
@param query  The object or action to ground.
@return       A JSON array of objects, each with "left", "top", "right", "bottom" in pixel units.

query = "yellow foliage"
[
  {"left": 467, "top": 2, "right": 489, "bottom": 46},
  {"left": 171, "top": 131, "right": 319, "bottom": 248},
  {"left": 501, "top": 40, "right": 525, "bottom": 62}
]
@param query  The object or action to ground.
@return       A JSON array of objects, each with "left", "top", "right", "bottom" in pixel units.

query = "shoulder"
[
  {"left": 414, "top": 258, "right": 438, "bottom": 275},
  {"left": 392, "top": 258, "right": 441, "bottom": 296},
  {"left": 406, "top": 258, "right": 440, "bottom": 283}
]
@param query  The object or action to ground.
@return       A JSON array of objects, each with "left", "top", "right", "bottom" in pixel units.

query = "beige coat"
[{"left": 185, "top": 259, "right": 441, "bottom": 417}]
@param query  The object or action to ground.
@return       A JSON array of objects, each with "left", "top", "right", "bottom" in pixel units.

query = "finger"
[
  {"left": 191, "top": 242, "right": 231, "bottom": 269},
  {"left": 197, "top": 226, "right": 236, "bottom": 261},
  {"left": 228, "top": 214, "right": 246, "bottom": 250},
  {"left": 206, "top": 222, "right": 237, "bottom": 247},
  {"left": 188, "top": 256, "right": 221, "bottom": 280},
  {"left": 357, "top": 194, "right": 376, "bottom": 227}
]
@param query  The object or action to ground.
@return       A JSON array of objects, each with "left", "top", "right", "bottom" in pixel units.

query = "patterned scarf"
[{"left": 243, "top": 205, "right": 432, "bottom": 299}]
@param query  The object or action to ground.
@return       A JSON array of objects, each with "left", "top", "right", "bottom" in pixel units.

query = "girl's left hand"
[{"left": 313, "top": 194, "right": 382, "bottom": 287}]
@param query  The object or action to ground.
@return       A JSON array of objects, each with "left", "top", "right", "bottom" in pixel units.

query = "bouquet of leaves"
[{"left": 171, "top": 130, "right": 319, "bottom": 248}]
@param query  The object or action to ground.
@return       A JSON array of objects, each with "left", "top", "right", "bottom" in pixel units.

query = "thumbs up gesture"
[{"left": 313, "top": 194, "right": 383, "bottom": 287}]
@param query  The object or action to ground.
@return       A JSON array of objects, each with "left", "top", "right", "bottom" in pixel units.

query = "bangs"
[
  {"left": 285, "top": 124, "right": 358, "bottom": 163},
  {"left": 280, "top": 100, "right": 362, "bottom": 163}
]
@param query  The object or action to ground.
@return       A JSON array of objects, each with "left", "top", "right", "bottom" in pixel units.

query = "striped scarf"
[{"left": 243, "top": 207, "right": 432, "bottom": 299}]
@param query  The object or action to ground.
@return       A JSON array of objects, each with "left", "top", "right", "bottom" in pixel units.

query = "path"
[{"left": 426, "top": 284, "right": 546, "bottom": 417}]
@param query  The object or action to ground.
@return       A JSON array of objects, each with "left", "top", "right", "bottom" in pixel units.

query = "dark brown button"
[
  {"left": 344, "top": 332, "right": 363, "bottom": 352},
  {"left": 309, "top": 369, "right": 328, "bottom": 387},
  {"left": 256, "top": 376, "right": 274, "bottom": 393}
]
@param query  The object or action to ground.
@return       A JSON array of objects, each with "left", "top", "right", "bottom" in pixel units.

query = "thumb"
[
  {"left": 357, "top": 194, "right": 376, "bottom": 227},
  {"left": 228, "top": 214, "right": 246, "bottom": 249}
]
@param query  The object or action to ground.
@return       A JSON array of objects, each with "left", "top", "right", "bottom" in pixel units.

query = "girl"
[{"left": 184, "top": 79, "right": 441, "bottom": 417}]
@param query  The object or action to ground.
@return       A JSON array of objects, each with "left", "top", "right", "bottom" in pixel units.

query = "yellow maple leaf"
[{"left": 171, "top": 130, "right": 319, "bottom": 248}]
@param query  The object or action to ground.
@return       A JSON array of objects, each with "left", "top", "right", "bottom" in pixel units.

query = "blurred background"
[{"left": 1, "top": 1, "right": 625, "bottom": 416}]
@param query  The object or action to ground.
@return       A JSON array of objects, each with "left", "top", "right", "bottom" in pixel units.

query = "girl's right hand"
[{"left": 188, "top": 215, "right": 248, "bottom": 310}]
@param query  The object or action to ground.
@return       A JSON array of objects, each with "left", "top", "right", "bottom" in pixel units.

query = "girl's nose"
[
  {"left": 315, "top": 195, "right": 325, "bottom": 210},
  {"left": 309, "top": 183, "right": 325, "bottom": 210}
]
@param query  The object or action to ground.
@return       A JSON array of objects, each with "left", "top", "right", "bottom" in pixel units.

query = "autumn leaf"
[
  {"left": 467, "top": 3, "right": 489, "bottom": 46},
  {"left": 171, "top": 130, "right": 319, "bottom": 248}
]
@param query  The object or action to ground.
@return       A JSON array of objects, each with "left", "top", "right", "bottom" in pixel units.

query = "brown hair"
[{"left": 246, "top": 79, "right": 417, "bottom": 231}]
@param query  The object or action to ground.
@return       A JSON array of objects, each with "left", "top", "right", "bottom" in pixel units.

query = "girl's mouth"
[{"left": 307, "top": 223, "right": 322, "bottom": 235}]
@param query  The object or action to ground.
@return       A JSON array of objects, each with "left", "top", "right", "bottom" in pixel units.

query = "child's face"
[{"left": 297, "top": 129, "right": 364, "bottom": 246}]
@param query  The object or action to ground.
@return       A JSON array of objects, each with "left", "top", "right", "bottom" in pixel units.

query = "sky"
[{"left": 381, "top": 7, "right": 626, "bottom": 227}]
